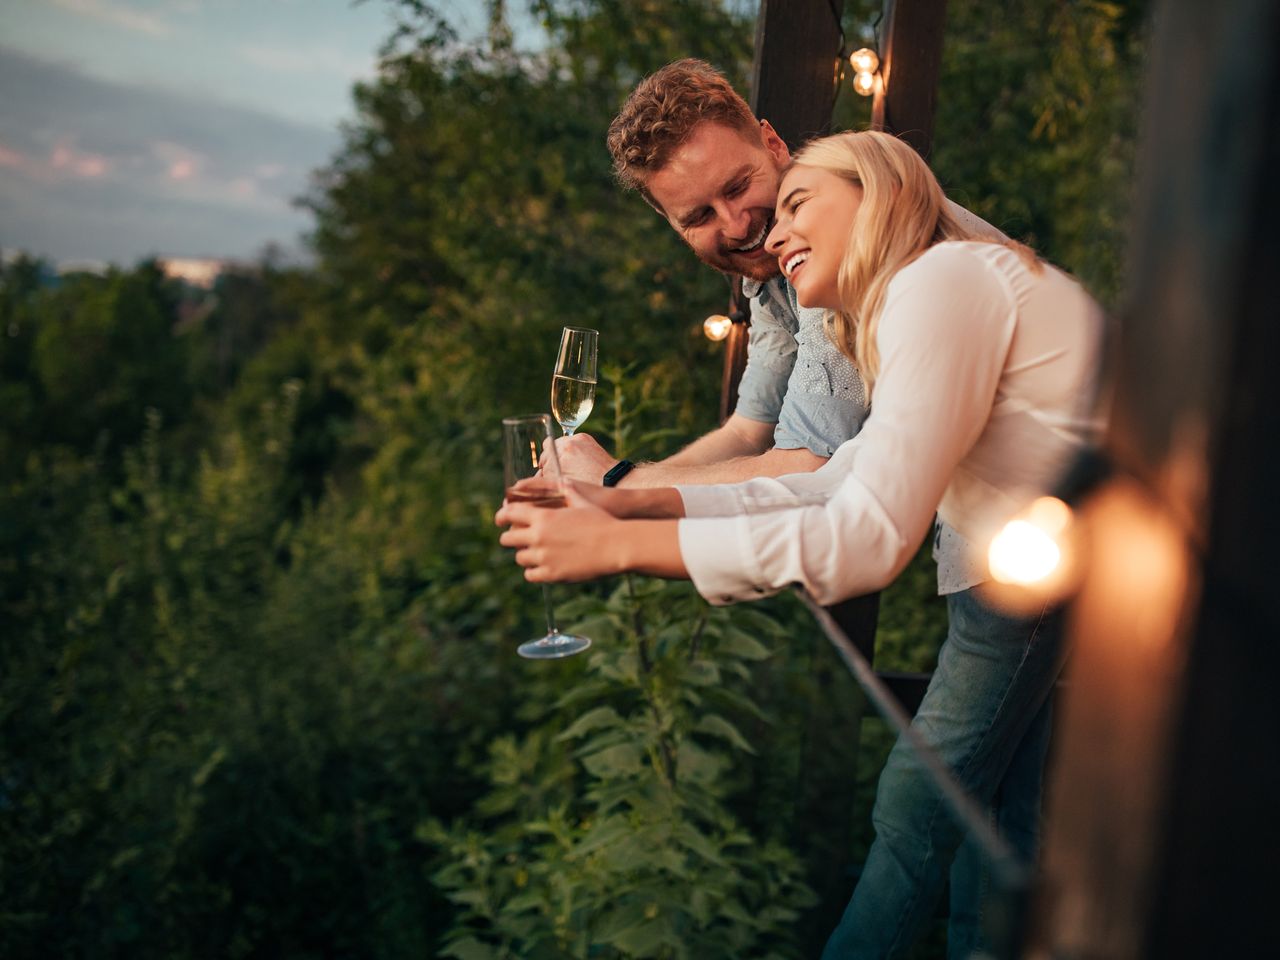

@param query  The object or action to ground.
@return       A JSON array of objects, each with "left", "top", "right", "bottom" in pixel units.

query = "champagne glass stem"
[{"left": 542, "top": 584, "right": 559, "bottom": 636}]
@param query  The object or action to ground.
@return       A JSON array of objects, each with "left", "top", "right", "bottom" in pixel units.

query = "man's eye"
[
  {"left": 687, "top": 210, "right": 711, "bottom": 228},
  {"left": 726, "top": 180, "right": 747, "bottom": 197}
]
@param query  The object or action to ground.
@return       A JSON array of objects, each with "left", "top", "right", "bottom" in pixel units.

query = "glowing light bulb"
[
  {"left": 850, "top": 47, "right": 880, "bottom": 74},
  {"left": 988, "top": 497, "right": 1074, "bottom": 586},
  {"left": 703, "top": 314, "right": 732, "bottom": 341},
  {"left": 853, "top": 71, "right": 876, "bottom": 97}
]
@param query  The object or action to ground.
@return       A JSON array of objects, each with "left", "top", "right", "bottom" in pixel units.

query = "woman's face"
[{"left": 765, "top": 164, "right": 864, "bottom": 310}]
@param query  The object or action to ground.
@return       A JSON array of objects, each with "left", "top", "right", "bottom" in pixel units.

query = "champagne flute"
[
  {"left": 551, "top": 326, "right": 598, "bottom": 436},
  {"left": 502, "top": 414, "right": 592, "bottom": 659}
]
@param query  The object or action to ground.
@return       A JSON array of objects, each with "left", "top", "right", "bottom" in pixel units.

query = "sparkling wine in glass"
[
  {"left": 502, "top": 414, "right": 592, "bottom": 659},
  {"left": 551, "top": 326, "right": 598, "bottom": 436}
]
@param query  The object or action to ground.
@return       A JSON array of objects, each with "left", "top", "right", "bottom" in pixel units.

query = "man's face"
[{"left": 645, "top": 120, "right": 790, "bottom": 282}]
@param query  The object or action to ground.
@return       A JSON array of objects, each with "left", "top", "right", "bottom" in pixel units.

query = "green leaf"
[
  {"left": 675, "top": 739, "right": 727, "bottom": 787},
  {"left": 605, "top": 917, "right": 673, "bottom": 957},
  {"left": 439, "top": 937, "right": 499, "bottom": 960},
  {"left": 694, "top": 714, "right": 756, "bottom": 755},
  {"left": 719, "top": 627, "right": 773, "bottom": 661},
  {"left": 554, "top": 705, "right": 623, "bottom": 743},
  {"left": 580, "top": 743, "right": 643, "bottom": 779}
]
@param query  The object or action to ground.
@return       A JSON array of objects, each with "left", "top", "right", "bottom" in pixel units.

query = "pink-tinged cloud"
[
  {"left": 51, "top": 142, "right": 110, "bottom": 178},
  {"left": 51, "top": 0, "right": 170, "bottom": 37},
  {"left": 0, "top": 142, "right": 26, "bottom": 169},
  {"left": 150, "top": 140, "right": 204, "bottom": 181}
]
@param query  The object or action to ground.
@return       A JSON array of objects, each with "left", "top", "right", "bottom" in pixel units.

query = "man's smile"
[{"left": 726, "top": 215, "right": 772, "bottom": 255}]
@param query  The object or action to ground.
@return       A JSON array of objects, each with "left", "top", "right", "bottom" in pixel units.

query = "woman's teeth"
[{"left": 785, "top": 252, "right": 810, "bottom": 276}]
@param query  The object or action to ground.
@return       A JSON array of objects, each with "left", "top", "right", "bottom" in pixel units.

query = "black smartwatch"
[{"left": 602, "top": 459, "right": 635, "bottom": 487}]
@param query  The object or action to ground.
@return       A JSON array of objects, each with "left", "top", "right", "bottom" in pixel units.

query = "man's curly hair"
[{"left": 607, "top": 59, "right": 759, "bottom": 211}]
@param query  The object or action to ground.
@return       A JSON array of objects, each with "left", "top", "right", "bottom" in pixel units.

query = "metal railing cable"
[{"left": 796, "top": 588, "right": 1030, "bottom": 892}]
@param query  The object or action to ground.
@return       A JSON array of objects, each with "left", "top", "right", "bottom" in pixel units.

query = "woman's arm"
[
  {"left": 680, "top": 246, "right": 1019, "bottom": 605},
  {"left": 497, "top": 246, "right": 1019, "bottom": 602}
]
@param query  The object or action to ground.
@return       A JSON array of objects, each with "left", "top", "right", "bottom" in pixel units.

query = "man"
[
  {"left": 554, "top": 58, "right": 865, "bottom": 488},
  {"left": 554, "top": 59, "right": 1045, "bottom": 960}
]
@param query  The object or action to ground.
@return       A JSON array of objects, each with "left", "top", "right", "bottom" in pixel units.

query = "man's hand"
[{"left": 550, "top": 433, "right": 618, "bottom": 485}]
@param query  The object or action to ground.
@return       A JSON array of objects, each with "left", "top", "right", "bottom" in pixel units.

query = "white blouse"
[{"left": 676, "top": 242, "right": 1106, "bottom": 606}]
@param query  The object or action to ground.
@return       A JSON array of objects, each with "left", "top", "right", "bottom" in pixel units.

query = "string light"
[
  {"left": 703, "top": 314, "right": 732, "bottom": 341},
  {"left": 849, "top": 47, "right": 879, "bottom": 75},
  {"left": 989, "top": 497, "right": 1074, "bottom": 587},
  {"left": 842, "top": 46, "right": 879, "bottom": 98}
]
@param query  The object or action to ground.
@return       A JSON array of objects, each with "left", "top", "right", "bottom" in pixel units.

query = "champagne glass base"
[{"left": 518, "top": 632, "right": 592, "bottom": 659}]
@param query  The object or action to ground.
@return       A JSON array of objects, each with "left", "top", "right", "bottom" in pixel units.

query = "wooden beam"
[
  {"left": 750, "top": 0, "right": 845, "bottom": 148},
  {"left": 871, "top": 0, "right": 950, "bottom": 158},
  {"left": 1028, "top": 0, "right": 1280, "bottom": 955}
]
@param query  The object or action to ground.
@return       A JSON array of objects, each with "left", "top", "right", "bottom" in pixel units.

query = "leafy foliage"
[{"left": 0, "top": 1, "right": 1144, "bottom": 957}]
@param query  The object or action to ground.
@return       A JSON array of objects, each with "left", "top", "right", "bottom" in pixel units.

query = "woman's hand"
[{"left": 496, "top": 482, "right": 626, "bottom": 582}]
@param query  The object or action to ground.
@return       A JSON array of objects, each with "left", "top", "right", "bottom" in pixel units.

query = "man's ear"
[{"left": 759, "top": 119, "right": 791, "bottom": 165}]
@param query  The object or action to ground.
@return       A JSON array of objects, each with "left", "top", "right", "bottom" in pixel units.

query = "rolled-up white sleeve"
[{"left": 677, "top": 245, "right": 1018, "bottom": 606}]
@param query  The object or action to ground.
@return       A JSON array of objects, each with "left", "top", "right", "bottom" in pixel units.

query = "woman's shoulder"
[
  {"left": 890, "top": 241, "right": 1020, "bottom": 300},
  {"left": 907, "top": 239, "right": 1023, "bottom": 274}
]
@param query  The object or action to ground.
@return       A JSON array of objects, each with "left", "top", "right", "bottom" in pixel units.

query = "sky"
[{"left": 0, "top": 0, "right": 537, "bottom": 267}]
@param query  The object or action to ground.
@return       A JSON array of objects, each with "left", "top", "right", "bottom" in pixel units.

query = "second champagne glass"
[
  {"left": 551, "top": 326, "right": 598, "bottom": 436},
  {"left": 502, "top": 414, "right": 592, "bottom": 659}
]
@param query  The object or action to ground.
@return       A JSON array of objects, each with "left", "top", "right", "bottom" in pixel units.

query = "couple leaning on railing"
[{"left": 495, "top": 59, "right": 1104, "bottom": 960}]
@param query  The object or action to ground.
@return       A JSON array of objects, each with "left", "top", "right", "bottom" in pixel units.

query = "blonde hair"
[{"left": 789, "top": 131, "right": 1038, "bottom": 393}]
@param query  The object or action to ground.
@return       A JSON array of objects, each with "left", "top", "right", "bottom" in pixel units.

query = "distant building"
[{"left": 160, "top": 257, "right": 226, "bottom": 289}]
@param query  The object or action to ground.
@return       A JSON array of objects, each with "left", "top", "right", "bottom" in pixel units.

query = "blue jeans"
[{"left": 821, "top": 589, "right": 1065, "bottom": 960}]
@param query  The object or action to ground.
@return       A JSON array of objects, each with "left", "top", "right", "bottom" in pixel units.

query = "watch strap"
[{"left": 602, "top": 459, "right": 635, "bottom": 487}]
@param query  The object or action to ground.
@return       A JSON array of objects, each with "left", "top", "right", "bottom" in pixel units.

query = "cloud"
[
  {"left": 237, "top": 41, "right": 376, "bottom": 81},
  {"left": 50, "top": 0, "right": 172, "bottom": 37},
  {"left": 0, "top": 141, "right": 27, "bottom": 168},
  {"left": 0, "top": 45, "right": 340, "bottom": 262}
]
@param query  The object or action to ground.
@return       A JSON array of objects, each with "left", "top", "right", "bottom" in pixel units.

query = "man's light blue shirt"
[{"left": 736, "top": 276, "right": 868, "bottom": 456}]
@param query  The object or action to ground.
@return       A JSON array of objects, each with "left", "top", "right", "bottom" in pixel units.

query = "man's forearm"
[
  {"left": 618, "top": 445, "right": 828, "bottom": 487},
  {"left": 658, "top": 414, "right": 775, "bottom": 468}
]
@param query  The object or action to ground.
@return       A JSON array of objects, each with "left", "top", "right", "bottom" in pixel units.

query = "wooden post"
[
  {"left": 871, "top": 0, "right": 950, "bottom": 157},
  {"left": 1027, "top": 0, "right": 1280, "bottom": 955},
  {"left": 717, "top": 278, "right": 751, "bottom": 425},
  {"left": 750, "top": 0, "right": 845, "bottom": 149}
]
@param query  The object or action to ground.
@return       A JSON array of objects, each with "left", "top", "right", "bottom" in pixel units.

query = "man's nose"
[
  {"left": 764, "top": 220, "right": 787, "bottom": 255},
  {"left": 718, "top": 201, "right": 752, "bottom": 240}
]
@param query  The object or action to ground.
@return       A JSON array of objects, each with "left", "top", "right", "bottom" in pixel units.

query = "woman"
[{"left": 497, "top": 131, "right": 1104, "bottom": 958}]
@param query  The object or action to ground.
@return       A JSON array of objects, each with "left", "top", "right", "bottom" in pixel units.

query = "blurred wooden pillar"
[
  {"left": 871, "top": 0, "right": 950, "bottom": 158},
  {"left": 1028, "top": 0, "right": 1280, "bottom": 955}
]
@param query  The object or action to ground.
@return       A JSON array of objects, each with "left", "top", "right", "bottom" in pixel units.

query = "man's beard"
[{"left": 693, "top": 210, "right": 781, "bottom": 282}]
